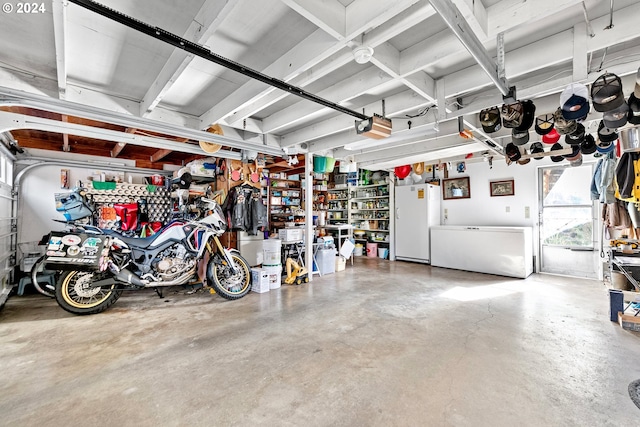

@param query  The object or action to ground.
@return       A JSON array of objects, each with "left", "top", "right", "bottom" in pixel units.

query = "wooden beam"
[
  {"left": 150, "top": 149, "right": 172, "bottom": 163},
  {"left": 61, "top": 114, "right": 69, "bottom": 152},
  {"left": 111, "top": 128, "right": 136, "bottom": 157}
]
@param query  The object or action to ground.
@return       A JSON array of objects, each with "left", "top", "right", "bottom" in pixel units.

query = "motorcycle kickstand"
[{"left": 154, "top": 287, "right": 164, "bottom": 298}]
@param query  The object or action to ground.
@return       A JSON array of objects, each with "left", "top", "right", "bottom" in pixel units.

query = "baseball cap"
[
  {"left": 560, "top": 83, "right": 590, "bottom": 120},
  {"left": 569, "top": 152, "right": 583, "bottom": 167},
  {"left": 550, "top": 143, "right": 565, "bottom": 162},
  {"left": 542, "top": 128, "right": 561, "bottom": 144},
  {"left": 603, "top": 102, "right": 629, "bottom": 128},
  {"left": 517, "top": 158, "right": 531, "bottom": 165},
  {"left": 512, "top": 128, "right": 530, "bottom": 146},
  {"left": 505, "top": 142, "right": 522, "bottom": 161},
  {"left": 501, "top": 102, "right": 524, "bottom": 128},
  {"left": 565, "top": 123, "right": 586, "bottom": 145},
  {"left": 479, "top": 107, "right": 502, "bottom": 133},
  {"left": 535, "top": 114, "right": 555, "bottom": 135},
  {"left": 592, "top": 73, "right": 625, "bottom": 112},
  {"left": 581, "top": 134, "right": 597, "bottom": 154},
  {"left": 515, "top": 100, "right": 536, "bottom": 131},
  {"left": 530, "top": 142, "right": 545, "bottom": 160},
  {"left": 553, "top": 107, "right": 577, "bottom": 135},
  {"left": 598, "top": 120, "right": 618, "bottom": 143},
  {"left": 596, "top": 138, "right": 615, "bottom": 154},
  {"left": 563, "top": 144, "right": 581, "bottom": 159},
  {"left": 628, "top": 93, "right": 640, "bottom": 125}
]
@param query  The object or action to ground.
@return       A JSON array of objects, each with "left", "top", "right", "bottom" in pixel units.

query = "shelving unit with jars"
[
  {"left": 348, "top": 182, "right": 392, "bottom": 247},
  {"left": 327, "top": 188, "right": 349, "bottom": 225},
  {"left": 268, "top": 177, "right": 303, "bottom": 232}
]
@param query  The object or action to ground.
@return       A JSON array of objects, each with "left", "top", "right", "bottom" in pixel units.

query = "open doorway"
[{"left": 538, "top": 164, "right": 599, "bottom": 279}]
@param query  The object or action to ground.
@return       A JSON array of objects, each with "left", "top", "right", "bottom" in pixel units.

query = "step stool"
[{"left": 17, "top": 273, "right": 56, "bottom": 296}]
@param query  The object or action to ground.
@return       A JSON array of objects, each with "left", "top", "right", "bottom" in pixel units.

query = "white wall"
[
  {"left": 440, "top": 159, "right": 538, "bottom": 227},
  {"left": 17, "top": 163, "right": 154, "bottom": 245}
]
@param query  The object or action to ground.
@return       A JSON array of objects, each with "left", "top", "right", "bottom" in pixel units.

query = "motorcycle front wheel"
[
  {"left": 208, "top": 251, "right": 251, "bottom": 300},
  {"left": 55, "top": 270, "right": 123, "bottom": 315}
]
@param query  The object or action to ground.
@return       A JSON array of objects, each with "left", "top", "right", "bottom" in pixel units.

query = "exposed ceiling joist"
[
  {"left": 0, "top": 87, "right": 285, "bottom": 156},
  {"left": 0, "top": 110, "right": 242, "bottom": 159},
  {"left": 429, "top": 0, "right": 510, "bottom": 97},
  {"left": 140, "top": 0, "right": 239, "bottom": 116},
  {"left": 52, "top": 0, "right": 68, "bottom": 99}
]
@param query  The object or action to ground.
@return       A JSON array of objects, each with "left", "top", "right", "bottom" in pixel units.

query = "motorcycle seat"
[{"left": 113, "top": 233, "right": 157, "bottom": 249}]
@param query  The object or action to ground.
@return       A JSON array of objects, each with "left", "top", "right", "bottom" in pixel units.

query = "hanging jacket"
[
  {"left": 600, "top": 154, "right": 616, "bottom": 204},
  {"left": 222, "top": 184, "right": 267, "bottom": 235},
  {"left": 615, "top": 152, "right": 640, "bottom": 203},
  {"left": 591, "top": 159, "right": 603, "bottom": 201}
]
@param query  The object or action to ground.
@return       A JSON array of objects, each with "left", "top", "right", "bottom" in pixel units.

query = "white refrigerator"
[{"left": 394, "top": 183, "right": 441, "bottom": 263}]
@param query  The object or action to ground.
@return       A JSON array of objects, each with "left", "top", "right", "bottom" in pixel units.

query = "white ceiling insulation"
[{"left": 0, "top": 0, "right": 639, "bottom": 170}]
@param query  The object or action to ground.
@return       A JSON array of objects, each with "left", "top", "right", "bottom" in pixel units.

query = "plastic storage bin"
[
  {"left": 316, "top": 247, "right": 336, "bottom": 275},
  {"left": 262, "top": 239, "right": 282, "bottom": 267},
  {"left": 366, "top": 242, "right": 378, "bottom": 258},
  {"left": 264, "top": 265, "right": 282, "bottom": 289}
]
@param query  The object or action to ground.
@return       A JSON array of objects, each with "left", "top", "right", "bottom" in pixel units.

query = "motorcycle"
[{"left": 46, "top": 197, "right": 251, "bottom": 315}]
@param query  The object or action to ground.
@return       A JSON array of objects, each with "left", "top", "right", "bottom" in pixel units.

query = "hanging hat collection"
[{"left": 478, "top": 67, "right": 640, "bottom": 166}]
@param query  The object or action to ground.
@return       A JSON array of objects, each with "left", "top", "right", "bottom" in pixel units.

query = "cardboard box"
[
  {"left": 251, "top": 268, "right": 270, "bottom": 293},
  {"left": 618, "top": 312, "right": 640, "bottom": 331},
  {"left": 278, "top": 228, "right": 303, "bottom": 242}
]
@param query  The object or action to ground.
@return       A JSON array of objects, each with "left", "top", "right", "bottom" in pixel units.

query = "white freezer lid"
[{"left": 431, "top": 225, "right": 532, "bottom": 233}]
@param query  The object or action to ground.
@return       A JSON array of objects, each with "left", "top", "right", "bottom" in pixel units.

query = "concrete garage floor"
[{"left": 1, "top": 257, "right": 640, "bottom": 426}]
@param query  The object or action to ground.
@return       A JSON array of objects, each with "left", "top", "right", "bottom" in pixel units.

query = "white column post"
[{"left": 305, "top": 154, "right": 314, "bottom": 281}]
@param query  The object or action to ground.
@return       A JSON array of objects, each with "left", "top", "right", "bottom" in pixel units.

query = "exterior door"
[{"left": 538, "top": 164, "right": 599, "bottom": 278}]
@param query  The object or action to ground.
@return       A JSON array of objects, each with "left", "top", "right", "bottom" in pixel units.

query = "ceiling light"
[{"left": 353, "top": 46, "right": 374, "bottom": 64}]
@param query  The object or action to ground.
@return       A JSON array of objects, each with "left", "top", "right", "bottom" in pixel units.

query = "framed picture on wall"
[
  {"left": 490, "top": 179, "right": 515, "bottom": 197},
  {"left": 442, "top": 177, "right": 470, "bottom": 200}
]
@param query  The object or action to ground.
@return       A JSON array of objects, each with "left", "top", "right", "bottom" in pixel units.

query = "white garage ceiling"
[{"left": 1, "top": 0, "right": 639, "bottom": 170}]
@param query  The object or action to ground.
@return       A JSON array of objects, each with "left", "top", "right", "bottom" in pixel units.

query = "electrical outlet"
[
  {"left": 444, "top": 208, "right": 448, "bottom": 220},
  {"left": 505, "top": 206, "right": 510, "bottom": 213},
  {"left": 525, "top": 206, "right": 530, "bottom": 218}
]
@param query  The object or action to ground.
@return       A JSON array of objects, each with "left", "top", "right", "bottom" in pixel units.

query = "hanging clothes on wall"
[
  {"left": 591, "top": 152, "right": 616, "bottom": 204},
  {"left": 222, "top": 183, "right": 267, "bottom": 235}
]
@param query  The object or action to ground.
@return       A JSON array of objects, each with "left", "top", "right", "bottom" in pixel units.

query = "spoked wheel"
[
  {"left": 30, "top": 255, "right": 55, "bottom": 298},
  {"left": 208, "top": 251, "right": 251, "bottom": 300},
  {"left": 55, "top": 270, "right": 123, "bottom": 315}
]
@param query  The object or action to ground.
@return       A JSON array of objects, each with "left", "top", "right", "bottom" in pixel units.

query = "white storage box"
[
  {"left": 316, "top": 247, "right": 336, "bottom": 275},
  {"left": 251, "top": 268, "right": 270, "bottom": 293},
  {"left": 278, "top": 228, "right": 303, "bottom": 242}
]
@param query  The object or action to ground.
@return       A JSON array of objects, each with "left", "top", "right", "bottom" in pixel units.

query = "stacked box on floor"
[{"left": 251, "top": 268, "right": 270, "bottom": 293}]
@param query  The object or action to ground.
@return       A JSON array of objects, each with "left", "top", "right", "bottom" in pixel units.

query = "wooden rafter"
[
  {"left": 62, "top": 115, "right": 69, "bottom": 152},
  {"left": 111, "top": 128, "right": 136, "bottom": 157}
]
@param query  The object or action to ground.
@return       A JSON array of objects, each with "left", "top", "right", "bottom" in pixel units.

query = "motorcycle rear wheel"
[
  {"left": 208, "top": 251, "right": 251, "bottom": 300},
  {"left": 30, "top": 255, "right": 55, "bottom": 298},
  {"left": 55, "top": 270, "right": 123, "bottom": 315}
]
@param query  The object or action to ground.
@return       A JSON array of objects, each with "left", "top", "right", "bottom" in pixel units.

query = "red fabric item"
[
  {"left": 542, "top": 128, "right": 560, "bottom": 144},
  {"left": 114, "top": 203, "right": 138, "bottom": 231},
  {"left": 394, "top": 165, "right": 411, "bottom": 179}
]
